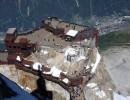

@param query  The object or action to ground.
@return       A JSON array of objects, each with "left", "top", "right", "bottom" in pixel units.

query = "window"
[{"left": 21, "top": 48, "right": 27, "bottom": 50}]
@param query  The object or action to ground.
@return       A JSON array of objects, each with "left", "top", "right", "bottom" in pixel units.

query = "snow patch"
[
  {"left": 44, "top": 51, "right": 49, "bottom": 54},
  {"left": 42, "top": 70, "right": 52, "bottom": 74},
  {"left": 96, "top": 90, "right": 106, "bottom": 98},
  {"left": 87, "top": 83, "right": 97, "bottom": 88},
  {"left": 26, "top": 87, "right": 31, "bottom": 91},
  {"left": 91, "top": 63, "right": 94, "bottom": 67},
  {"left": 62, "top": 78, "right": 69, "bottom": 84},
  {"left": 86, "top": 65, "right": 90, "bottom": 69},
  {"left": 91, "top": 50, "right": 101, "bottom": 73},
  {"left": 63, "top": 72, "right": 67, "bottom": 75},
  {"left": 33, "top": 62, "right": 42, "bottom": 71},
  {"left": 51, "top": 66, "right": 62, "bottom": 77},
  {"left": 87, "top": 82, "right": 106, "bottom": 98},
  {"left": 113, "top": 92, "right": 130, "bottom": 100},
  {"left": 108, "top": 88, "right": 112, "bottom": 91},
  {"left": 65, "top": 48, "right": 77, "bottom": 56},
  {"left": 24, "top": 64, "right": 30, "bottom": 67},
  {"left": 43, "top": 66, "right": 62, "bottom": 77},
  {"left": 40, "top": 50, "right": 44, "bottom": 53},
  {"left": 41, "top": 50, "right": 49, "bottom": 54},
  {"left": 16, "top": 56, "right": 21, "bottom": 61},
  {"left": 77, "top": 56, "right": 86, "bottom": 61}
]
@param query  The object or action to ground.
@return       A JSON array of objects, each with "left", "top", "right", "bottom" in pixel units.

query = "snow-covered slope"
[
  {"left": 113, "top": 92, "right": 130, "bottom": 100},
  {"left": 102, "top": 47, "right": 130, "bottom": 96},
  {"left": 0, "top": 74, "right": 36, "bottom": 100}
]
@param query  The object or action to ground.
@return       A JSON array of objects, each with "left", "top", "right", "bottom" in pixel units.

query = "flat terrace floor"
[
  {"left": 44, "top": 18, "right": 87, "bottom": 33},
  {"left": 15, "top": 28, "right": 70, "bottom": 49}
]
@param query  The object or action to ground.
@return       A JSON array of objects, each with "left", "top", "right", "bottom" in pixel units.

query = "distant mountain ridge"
[
  {"left": 0, "top": 0, "right": 130, "bottom": 32},
  {"left": 99, "top": 28, "right": 130, "bottom": 49}
]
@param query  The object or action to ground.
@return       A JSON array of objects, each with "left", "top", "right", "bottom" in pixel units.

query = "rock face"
[
  {"left": 83, "top": 62, "right": 114, "bottom": 100},
  {"left": 102, "top": 46, "right": 130, "bottom": 96}
]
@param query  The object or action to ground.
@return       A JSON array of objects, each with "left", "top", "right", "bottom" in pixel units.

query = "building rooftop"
[
  {"left": 6, "top": 28, "right": 16, "bottom": 34},
  {"left": 14, "top": 17, "right": 96, "bottom": 50},
  {"left": 66, "top": 30, "right": 78, "bottom": 37}
]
